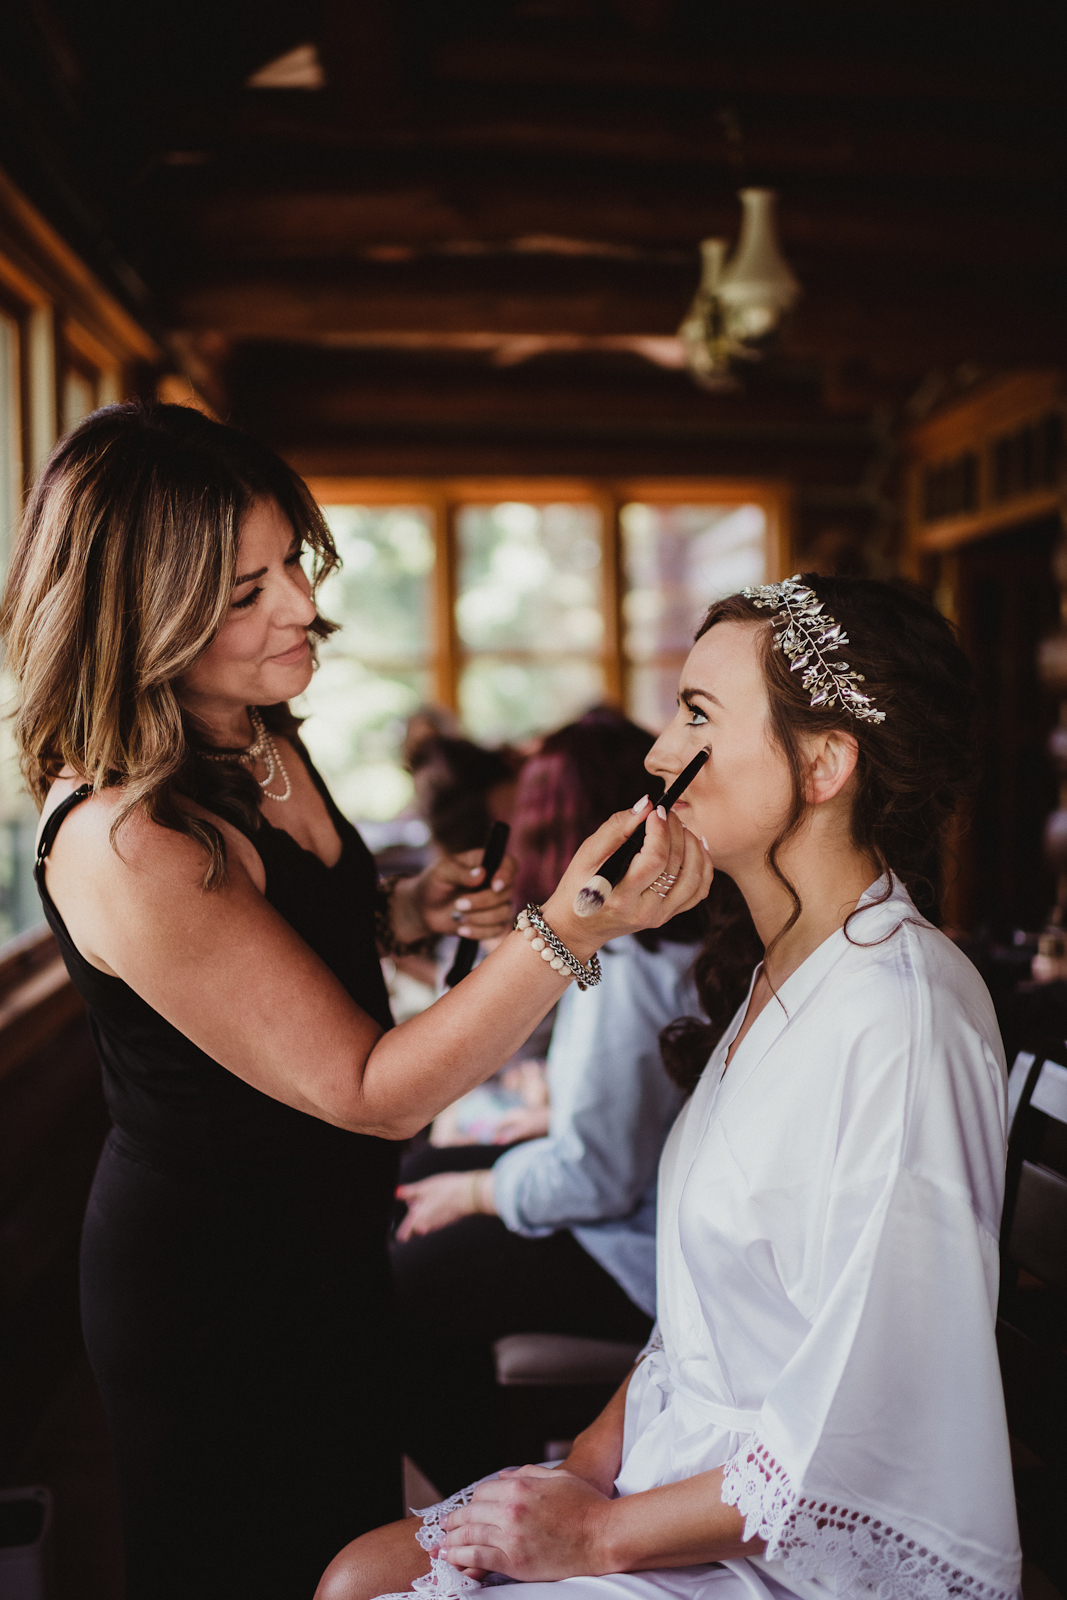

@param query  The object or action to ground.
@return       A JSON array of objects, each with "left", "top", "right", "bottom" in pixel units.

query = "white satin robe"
[{"left": 398, "top": 878, "right": 1022, "bottom": 1600}]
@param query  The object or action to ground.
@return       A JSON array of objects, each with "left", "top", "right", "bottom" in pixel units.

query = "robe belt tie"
[{"left": 693, "top": 1397, "right": 761, "bottom": 1433}]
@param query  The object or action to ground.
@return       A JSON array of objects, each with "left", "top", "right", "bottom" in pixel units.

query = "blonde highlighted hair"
[{"left": 0, "top": 401, "right": 339, "bottom": 886}]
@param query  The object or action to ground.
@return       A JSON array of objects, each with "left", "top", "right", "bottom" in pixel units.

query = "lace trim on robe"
[
  {"left": 371, "top": 1486, "right": 481, "bottom": 1600},
  {"left": 721, "top": 1437, "right": 1018, "bottom": 1600}
]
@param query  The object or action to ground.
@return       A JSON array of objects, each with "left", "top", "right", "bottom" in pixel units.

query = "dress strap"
[{"left": 35, "top": 783, "right": 93, "bottom": 871}]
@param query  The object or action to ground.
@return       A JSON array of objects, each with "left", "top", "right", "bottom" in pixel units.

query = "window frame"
[{"left": 304, "top": 475, "right": 793, "bottom": 718}]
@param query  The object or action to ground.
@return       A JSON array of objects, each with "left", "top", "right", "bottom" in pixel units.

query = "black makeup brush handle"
[
  {"left": 594, "top": 750, "right": 708, "bottom": 890},
  {"left": 444, "top": 820, "right": 512, "bottom": 988}
]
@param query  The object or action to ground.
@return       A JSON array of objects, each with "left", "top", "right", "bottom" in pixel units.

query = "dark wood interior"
[
  {"left": 2, "top": 0, "right": 1065, "bottom": 575},
  {"left": 2, "top": 5, "right": 1067, "bottom": 1596}
]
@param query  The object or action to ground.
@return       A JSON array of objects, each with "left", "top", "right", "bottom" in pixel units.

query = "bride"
[{"left": 318, "top": 574, "right": 1021, "bottom": 1600}]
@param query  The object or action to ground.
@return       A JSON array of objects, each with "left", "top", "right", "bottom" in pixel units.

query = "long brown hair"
[
  {"left": 1, "top": 401, "right": 339, "bottom": 887},
  {"left": 660, "top": 574, "right": 977, "bottom": 1093}
]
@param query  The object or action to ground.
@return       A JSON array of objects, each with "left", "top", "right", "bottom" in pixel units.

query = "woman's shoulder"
[
  {"left": 40, "top": 775, "right": 265, "bottom": 894},
  {"left": 840, "top": 901, "right": 998, "bottom": 1036}
]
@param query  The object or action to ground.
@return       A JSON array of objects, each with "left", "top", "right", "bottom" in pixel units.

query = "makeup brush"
[
  {"left": 445, "top": 820, "right": 511, "bottom": 987},
  {"left": 573, "top": 749, "right": 709, "bottom": 917}
]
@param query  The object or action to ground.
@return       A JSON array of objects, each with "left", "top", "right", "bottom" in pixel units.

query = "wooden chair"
[
  {"left": 492, "top": 1333, "right": 643, "bottom": 1465},
  {"left": 997, "top": 1045, "right": 1067, "bottom": 1597}
]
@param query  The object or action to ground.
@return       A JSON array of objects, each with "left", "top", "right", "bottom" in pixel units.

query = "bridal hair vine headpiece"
[{"left": 740, "top": 575, "right": 886, "bottom": 724}]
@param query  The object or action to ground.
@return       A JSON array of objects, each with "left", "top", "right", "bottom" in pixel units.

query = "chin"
[{"left": 259, "top": 660, "right": 314, "bottom": 704}]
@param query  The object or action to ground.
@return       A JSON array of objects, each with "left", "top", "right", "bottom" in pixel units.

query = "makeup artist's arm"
[{"left": 48, "top": 794, "right": 710, "bottom": 1138}]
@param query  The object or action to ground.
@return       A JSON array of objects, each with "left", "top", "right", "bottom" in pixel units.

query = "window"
[
  {"left": 0, "top": 305, "right": 28, "bottom": 944},
  {"left": 300, "top": 477, "right": 789, "bottom": 833},
  {"left": 0, "top": 175, "right": 154, "bottom": 954},
  {"left": 456, "top": 501, "right": 607, "bottom": 743},
  {"left": 622, "top": 500, "right": 769, "bottom": 731},
  {"left": 297, "top": 504, "right": 437, "bottom": 827}
]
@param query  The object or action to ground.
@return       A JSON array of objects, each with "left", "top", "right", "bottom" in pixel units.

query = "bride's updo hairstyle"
[
  {"left": 661, "top": 573, "right": 977, "bottom": 1093},
  {"left": 1, "top": 401, "right": 339, "bottom": 887}
]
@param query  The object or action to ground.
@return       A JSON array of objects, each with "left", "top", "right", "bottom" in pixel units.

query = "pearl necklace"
[{"left": 199, "top": 706, "right": 292, "bottom": 802}]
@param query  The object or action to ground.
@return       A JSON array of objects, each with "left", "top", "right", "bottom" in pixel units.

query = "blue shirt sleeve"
[{"left": 492, "top": 935, "right": 697, "bottom": 1236}]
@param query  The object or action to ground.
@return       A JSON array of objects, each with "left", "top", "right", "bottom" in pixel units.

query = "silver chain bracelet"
[{"left": 515, "top": 904, "right": 602, "bottom": 990}]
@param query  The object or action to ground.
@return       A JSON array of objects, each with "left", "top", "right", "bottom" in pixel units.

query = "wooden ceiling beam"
[
  {"left": 429, "top": 33, "right": 1060, "bottom": 107},
  {"left": 272, "top": 430, "right": 877, "bottom": 484},
  {"left": 168, "top": 280, "right": 689, "bottom": 341},
  {"left": 152, "top": 184, "right": 1065, "bottom": 270},
  {"left": 229, "top": 371, "right": 873, "bottom": 434}
]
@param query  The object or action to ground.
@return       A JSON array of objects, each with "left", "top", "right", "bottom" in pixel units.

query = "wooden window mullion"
[
  {"left": 598, "top": 486, "right": 624, "bottom": 708},
  {"left": 432, "top": 490, "right": 460, "bottom": 711}
]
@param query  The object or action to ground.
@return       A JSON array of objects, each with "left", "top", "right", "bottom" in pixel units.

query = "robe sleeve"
[{"left": 720, "top": 1073, "right": 1021, "bottom": 1600}]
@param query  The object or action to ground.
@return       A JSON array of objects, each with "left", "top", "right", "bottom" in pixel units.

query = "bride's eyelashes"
[{"left": 679, "top": 695, "right": 708, "bottom": 728}]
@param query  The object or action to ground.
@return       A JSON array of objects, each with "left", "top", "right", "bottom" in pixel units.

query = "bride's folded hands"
[{"left": 439, "top": 1461, "right": 762, "bottom": 1582}]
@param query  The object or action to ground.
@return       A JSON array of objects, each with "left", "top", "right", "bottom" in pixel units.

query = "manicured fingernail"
[
  {"left": 631, "top": 794, "right": 649, "bottom": 814},
  {"left": 702, "top": 836, "right": 709, "bottom": 851},
  {"left": 492, "top": 877, "right": 505, "bottom": 892},
  {"left": 470, "top": 867, "right": 483, "bottom": 880},
  {"left": 455, "top": 898, "right": 472, "bottom": 911},
  {"left": 457, "top": 925, "right": 472, "bottom": 938},
  {"left": 656, "top": 805, "right": 667, "bottom": 820}
]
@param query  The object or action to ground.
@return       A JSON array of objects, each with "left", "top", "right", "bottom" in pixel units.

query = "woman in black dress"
[{"left": 0, "top": 403, "right": 711, "bottom": 1600}]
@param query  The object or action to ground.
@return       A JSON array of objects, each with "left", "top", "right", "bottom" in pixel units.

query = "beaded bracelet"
[
  {"left": 515, "top": 905, "right": 602, "bottom": 990},
  {"left": 374, "top": 876, "right": 438, "bottom": 958}
]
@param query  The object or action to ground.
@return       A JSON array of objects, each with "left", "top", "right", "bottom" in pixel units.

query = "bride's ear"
[{"left": 804, "top": 728, "right": 859, "bottom": 805}]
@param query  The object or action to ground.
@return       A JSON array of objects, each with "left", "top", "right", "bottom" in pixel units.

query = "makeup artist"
[{"left": 0, "top": 403, "right": 712, "bottom": 1600}]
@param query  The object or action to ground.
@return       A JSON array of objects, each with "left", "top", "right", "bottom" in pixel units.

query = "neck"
[
  {"left": 182, "top": 697, "right": 255, "bottom": 749},
  {"left": 725, "top": 815, "right": 881, "bottom": 988}
]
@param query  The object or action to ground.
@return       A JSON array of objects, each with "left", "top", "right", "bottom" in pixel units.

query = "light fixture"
[{"left": 678, "top": 189, "right": 801, "bottom": 390}]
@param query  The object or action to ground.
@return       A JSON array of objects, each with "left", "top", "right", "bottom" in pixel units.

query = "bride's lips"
[{"left": 270, "top": 637, "right": 310, "bottom": 666}]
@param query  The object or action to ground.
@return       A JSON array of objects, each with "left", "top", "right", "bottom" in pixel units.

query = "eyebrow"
[
  {"left": 233, "top": 565, "right": 267, "bottom": 587},
  {"left": 233, "top": 535, "right": 301, "bottom": 588},
  {"left": 680, "top": 685, "right": 725, "bottom": 711}
]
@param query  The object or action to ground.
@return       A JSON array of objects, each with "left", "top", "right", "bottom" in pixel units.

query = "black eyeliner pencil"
[
  {"left": 573, "top": 749, "right": 709, "bottom": 917},
  {"left": 444, "top": 820, "right": 511, "bottom": 987}
]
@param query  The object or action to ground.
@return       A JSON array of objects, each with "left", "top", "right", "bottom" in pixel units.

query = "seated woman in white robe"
[{"left": 318, "top": 574, "right": 1021, "bottom": 1600}]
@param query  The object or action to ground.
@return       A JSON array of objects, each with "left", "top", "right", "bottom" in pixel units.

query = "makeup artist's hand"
[
  {"left": 391, "top": 850, "right": 517, "bottom": 943},
  {"left": 540, "top": 798, "right": 712, "bottom": 960}
]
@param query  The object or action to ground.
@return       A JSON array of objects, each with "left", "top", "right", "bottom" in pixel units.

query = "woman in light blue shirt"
[{"left": 391, "top": 709, "right": 757, "bottom": 1495}]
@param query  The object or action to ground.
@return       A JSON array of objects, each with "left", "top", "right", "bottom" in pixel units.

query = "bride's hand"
[
  {"left": 542, "top": 799, "right": 712, "bottom": 958},
  {"left": 441, "top": 1466, "right": 613, "bottom": 1582}
]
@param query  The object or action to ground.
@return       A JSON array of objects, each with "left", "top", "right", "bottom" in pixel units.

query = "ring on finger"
[{"left": 649, "top": 870, "right": 679, "bottom": 898}]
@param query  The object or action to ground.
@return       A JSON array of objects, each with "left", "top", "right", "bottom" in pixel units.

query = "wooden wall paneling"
[{"left": 906, "top": 371, "right": 1065, "bottom": 559}]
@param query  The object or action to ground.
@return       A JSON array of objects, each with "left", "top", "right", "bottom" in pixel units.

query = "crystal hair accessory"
[{"left": 741, "top": 575, "right": 886, "bottom": 724}]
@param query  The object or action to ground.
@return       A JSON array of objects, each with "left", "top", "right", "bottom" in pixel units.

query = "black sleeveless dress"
[{"left": 36, "top": 757, "right": 402, "bottom": 1600}]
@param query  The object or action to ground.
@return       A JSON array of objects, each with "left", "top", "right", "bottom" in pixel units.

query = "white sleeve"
[
  {"left": 719, "top": 999, "right": 1020, "bottom": 1600},
  {"left": 493, "top": 939, "right": 691, "bottom": 1236}
]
